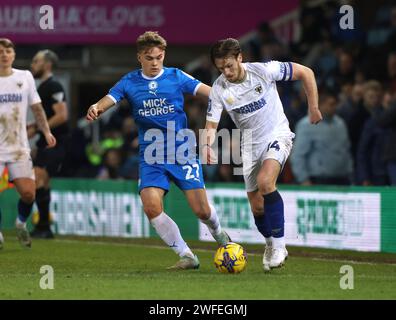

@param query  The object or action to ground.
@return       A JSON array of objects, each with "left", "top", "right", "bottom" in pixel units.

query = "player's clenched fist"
[
  {"left": 309, "top": 108, "right": 323, "bottom": 125},
  {"left": 86, "top": 104, "right": 102, "bottom": 121},
  {"left": 44, "top": 132, "right": 57, "bottom": 148}
]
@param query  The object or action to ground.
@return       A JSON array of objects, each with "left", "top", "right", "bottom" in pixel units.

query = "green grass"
[{"left": 1, "top": 231, "right": 396, "bottom": 300}]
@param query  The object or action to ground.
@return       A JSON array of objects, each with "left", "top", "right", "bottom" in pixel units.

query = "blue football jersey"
[{"left": 108, "top": 67, "right": 201, "bottom": 163}]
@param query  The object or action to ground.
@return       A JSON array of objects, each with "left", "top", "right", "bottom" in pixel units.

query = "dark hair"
[
  {"left": 210, "top": 38, "right": 241, "bottom": 65},
  {"left": 0, "top": 38, "right": 15, "bottom": 49},
  {"left": 136, "top": 31, "right": 167, "bottom": 53},
  {"left": 318, "top": 87, "right": 338, "bottom": 102},
  {"left": 39, "top": 49, "right": 59, "bottom": 68}
]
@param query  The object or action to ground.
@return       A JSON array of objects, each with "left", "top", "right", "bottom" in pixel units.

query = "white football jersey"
[
  {"left": 207, "top": 61, "right": 295, "bottom": 147},
  {"left": 0, "top": 68, "right": 41, "bottom": 162}
]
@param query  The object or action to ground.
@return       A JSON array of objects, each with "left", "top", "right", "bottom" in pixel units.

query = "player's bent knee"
[
  {"left": 251, "top": 207, "right": 264, "bottom": 217},
  {"left": 20, "top": 191, "right": 35, "bottom": 204},
  {"left": 257, "top": 179, "right": 276, "bottom": 195},
  {"left": 143, "top": 206, "right": 162, "bottom": 219},
  {"left": 192, "top": 205, "right": 211, "bottom": 220}
]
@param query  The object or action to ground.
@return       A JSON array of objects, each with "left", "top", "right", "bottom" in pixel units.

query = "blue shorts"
[{"left": 138, "top": 160, "right": 205, "bottom": 193}]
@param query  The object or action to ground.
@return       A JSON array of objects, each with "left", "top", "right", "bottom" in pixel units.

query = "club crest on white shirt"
[
  {"left": 255, "top": 85, "right": 263, "bottom": 94},
  {"left": 225, "top": 95, "right": 235, "bottom": 105}
]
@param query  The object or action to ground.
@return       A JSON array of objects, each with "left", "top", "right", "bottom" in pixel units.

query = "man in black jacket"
[{"left": 29, "top": 50, "right": 69, "bottom": 238}]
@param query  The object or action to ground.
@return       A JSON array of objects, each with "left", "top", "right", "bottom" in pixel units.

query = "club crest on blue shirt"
[{"left": 149, "top": 81, "right": 158, "bottom": 91}]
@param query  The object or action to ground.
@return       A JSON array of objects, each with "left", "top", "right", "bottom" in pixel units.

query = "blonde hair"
[
  {"left": 363, "top": 80, "right": 382, "bottom": 93},
  {"left": 136, "top": 31, "right": 167, "bottom": 53}
]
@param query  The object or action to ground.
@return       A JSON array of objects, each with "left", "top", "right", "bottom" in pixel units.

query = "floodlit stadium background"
[{"left": 1, "top": 0, "right": 396, "bottom": 255}]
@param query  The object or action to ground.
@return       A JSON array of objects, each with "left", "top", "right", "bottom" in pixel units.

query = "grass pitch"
[{"left": 1, "top": 231, "right": 395, "bottom": 300}]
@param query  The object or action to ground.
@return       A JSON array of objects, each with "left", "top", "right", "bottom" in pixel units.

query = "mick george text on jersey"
[{"left": 139, "top": 98, "right": 175, "bottom": 117}]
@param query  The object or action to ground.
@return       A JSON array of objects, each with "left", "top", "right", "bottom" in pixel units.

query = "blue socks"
[
  {"left": 17, "top": 199, "right": 33, "bottom": 223},
  {"left": 254, "top": 210, "right": 272, "bottom": 238},
  {"left": 264, "top": 190, "right": 284, "bottom": 238}
]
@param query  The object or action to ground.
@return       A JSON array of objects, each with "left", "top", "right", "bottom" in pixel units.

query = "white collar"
[{"left": 141, "top": 69, "right": 164, "bottom": 80}]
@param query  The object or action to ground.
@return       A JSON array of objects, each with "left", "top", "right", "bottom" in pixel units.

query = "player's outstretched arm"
[
  {"left": 196, "top": 83, "right": 212, "bottom": 98},
  {"left": 291, "top": 63, "right": 322, "bottom": 125},
  {"left": 86, "top": 96, "right": 115, "bottom": 121},
  {"left": 31, "top": 102, "right": 57, "bottom": 148}
]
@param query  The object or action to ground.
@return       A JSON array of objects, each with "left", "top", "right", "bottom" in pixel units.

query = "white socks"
[
  {"left": 150, "top": 212, "right": 194, "bottom": 258},
  {"left": 200, "top": 204, "right": 222, "bottom": 237},
  {"left": 16, "top": 217, "right": 26, "bottom": 228},
  {"left": 272, "top": 236, "right": 285, "bottom": 249},
  {"left": 265, "top": 237, "right": 273, "bottom": 247}
]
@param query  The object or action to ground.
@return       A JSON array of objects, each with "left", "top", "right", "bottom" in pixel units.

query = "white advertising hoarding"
[{"left": 202, "top": 188, "right": 381, "bottom": 252}]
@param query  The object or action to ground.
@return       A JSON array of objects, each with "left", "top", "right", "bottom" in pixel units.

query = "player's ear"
[
  {"left": 237, "top": 53, "right": 243, "bottom": 63},
  {"left": 137, "top": 52, "right": 141, "bottom": 64}
]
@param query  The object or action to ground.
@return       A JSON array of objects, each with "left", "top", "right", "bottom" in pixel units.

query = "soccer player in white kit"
[
  {"left": 202, "top": 38, "right": 322, "bottom": 271},
  {"left": 0, "top": 38, "right": 56, "bottom": 249}
]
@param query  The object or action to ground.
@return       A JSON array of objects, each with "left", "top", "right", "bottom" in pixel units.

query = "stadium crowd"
[{"left": 50, "top": 1, "right": 396, "bottom": 186}]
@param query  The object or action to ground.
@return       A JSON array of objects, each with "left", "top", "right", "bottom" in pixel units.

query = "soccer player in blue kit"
[{"left": 86, "top": 31, "right": 230, "bottom": 270}]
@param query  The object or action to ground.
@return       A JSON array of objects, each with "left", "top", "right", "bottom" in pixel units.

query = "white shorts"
[
  {"left": 242, "top": 135, "right": 293, "bottom": 192},
  {"left": 0, "top": 159, "right": 35, "bottom": 181}
]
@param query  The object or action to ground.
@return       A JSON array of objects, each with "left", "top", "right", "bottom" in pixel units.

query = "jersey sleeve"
[
  {"left": 256, "top": 61, "right": 293, "bottom": 82},
  {"left": 49, "top": 81, "right": 66, "bottom": 105},
  {"left": 206, "top": 84, "right": 223, "bottom": 123},
  {"left": 108, "top": 77, "right": 127, "bottom": 103},
  {"left": 26, "top": 70, "right": 41, "bottom": 106},
  {"left": 177, "top": 69, "right": 202, "bottom": 95}
]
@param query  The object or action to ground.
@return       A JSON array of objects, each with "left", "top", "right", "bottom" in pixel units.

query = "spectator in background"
[
  {"left": 285, "top": 90, "right": 307, "bottom": 132},
  {"left": 96, "top": 148, "right": 123, "bottom": 180},
  {"left": 248, "top": 22, "right": 279, "bottom": 62},
  {"left": 325, "top": 50, "right": 356, "bottom": 93},
  {"left": 291, "top": 91, "right": 352, "bottom": 185},
  {"left": 337, "top": 83, "right": 369, "bottom": 167},
  {"left": 119, "top": 116, "right": 139, "bottom": 180},
  {"left": 191, "top": 56, "right": 214, "bottom": 86},
  {"left": 373, "top": 91, "right": 396, "bottom": 185},
  {"left": 356, "top": 81, "right": 388, "bottom": 185},
  {"left": 296, "top": 1, "right": 327, "bottom": 58},
  {"left": 385, "top": 6, "right": 396, "bottom": 51},
  {"left": 386, "top": 52, "right": 396, "bottom": 93}
]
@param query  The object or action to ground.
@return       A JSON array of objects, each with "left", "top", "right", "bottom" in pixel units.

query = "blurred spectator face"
[
  {"left": 382, "top": 90, "right": 393, "bottom": 109},
  {"left": 0, "top": 43, "right": 15, "bottom": 69},
  {"left": 354, "top": 70, "right": 366, "bottom": 84},
  {"left": 121, "top": 117, "right": 135, "bottom": 136},
  {"left": 363, "top": 89, "right": 381, "bottom": 110},
  {"left": 339, "top": 52, "right": 353, "bottom": 75},
  {"left": 137, "top": 46, "right": 165, "bottom": 78},
  {"left": 214, "top": 54, "right": 244, "bottom": 83},
  {"left": 388, "top": 53, "right": 396, "bottom": 79},
  {"left": 320, "top": 95, "right": 338, "bottom": 117},
  {"left": 104, "top": 149, "right": 121, "bottom": 169},
  {"left": 351, "top": 84, "right": 363, "bottom": 104},
  {"left": 30, "top": 51, "right": 48, "bottom": 78},
  {"left": 340, "top": 83, "right": 353, "bottom": 101},
  {"left": 258, "top": 22, "right": 275, "bottom": 44},
  {"left": 260, "top": 42, "right": 281, "bottom": 61}
]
